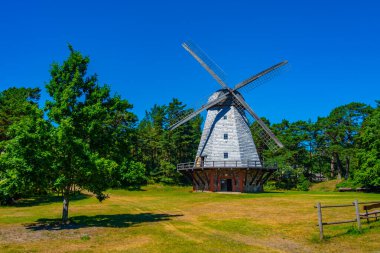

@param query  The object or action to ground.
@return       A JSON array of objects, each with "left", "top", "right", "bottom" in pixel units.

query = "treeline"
[
  {"left": 252, "top": 101, "right": 379, "bottom": 190},
  {"left": 0, "top": 46, "right": 379, "bottom": 219}
]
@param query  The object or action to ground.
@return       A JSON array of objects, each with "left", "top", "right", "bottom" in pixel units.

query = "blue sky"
[{"left": 0, "top": 0, "right": 379, "bottom": 124}]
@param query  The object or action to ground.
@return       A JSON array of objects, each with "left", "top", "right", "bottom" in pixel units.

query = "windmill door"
[{"left": 220, "top": 179, "right": 233, "bottom": 192}]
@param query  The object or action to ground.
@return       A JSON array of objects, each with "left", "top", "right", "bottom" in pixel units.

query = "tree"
[
  {"left": 0, "top": 87, "right": 41, "bottom": 151},
  {"left": 45, "top": 45, "right": 137, "bottom": 222},
  {"left": 137, "top": 104, "right": 167, "bottom": 177},
  {"left": 271, "top": 120, "right": 311, "bottom": 168},
  {"left": 259, "top": 119, "right": 315, "bottom": 189},
  {"left": 354, "top": 101, "right": 380, "bottom": 188},
  {"left": 316, "top": 102, "right": 372, "bottom": 179},
  {"left": 0, "top": 87, "right": 52, "bottom": 205},
  {"left": 136, "top": 99, "right": 202, "bottom": 184}
]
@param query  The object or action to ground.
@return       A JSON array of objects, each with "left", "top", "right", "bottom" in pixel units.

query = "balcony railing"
[{"left": 177, "top": 160, "right": 278, "bottom": 171}]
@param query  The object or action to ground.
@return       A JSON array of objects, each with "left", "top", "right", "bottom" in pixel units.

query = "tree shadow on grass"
[
  {"left": 24, "top": 213, "right": 183, "bottom": 231},
  {"left": 112, "top": 186, "right": 147, "bottom": 191},
  {"left": 15, "top": 193, "right": 91, "bottom": 207}
]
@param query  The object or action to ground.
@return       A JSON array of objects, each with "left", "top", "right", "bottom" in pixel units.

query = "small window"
[
  {"left": 224, "top": 152, "right": 228, "bottom": 159},
  {"left": 223, "top": 115, "right": 227, "bottom": 120},
  {"left": 224, "top": 133, "right": 228, "bottom": 140}
]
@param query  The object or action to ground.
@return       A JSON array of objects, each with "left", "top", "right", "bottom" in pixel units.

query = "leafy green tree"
[
  {"left": 271, "top": 120, "right": 310, "bottom": 168},
  {"left": 0, "top": 87, "right": 52, "bottom": 205},
  {"left": 0, "top": 87, "right": 41, "bottom": 151},
  {"left": 45, "top": 45, "right": 137, "bottom": 222},
  {"left": 110, "top": 160, "right": 147, "bottom": 188},
  {"left": 354, "top": 101, "right": 380, "bottom": 188},
  {"left": 316, "top": 102, "right": 372, "bottom": 179}
]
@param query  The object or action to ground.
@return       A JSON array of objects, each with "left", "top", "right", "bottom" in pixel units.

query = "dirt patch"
[{"left": 0, "top": 224, "right": 99, "bottom": 244}]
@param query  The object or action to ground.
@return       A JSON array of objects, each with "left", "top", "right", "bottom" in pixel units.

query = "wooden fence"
[{"left": 315, "top": 200, "right": 380, "bottom": 240}]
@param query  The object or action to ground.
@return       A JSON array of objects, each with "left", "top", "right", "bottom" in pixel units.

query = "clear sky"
[{"left": 1, "top": 0, "right": 379, "bottom": 124}]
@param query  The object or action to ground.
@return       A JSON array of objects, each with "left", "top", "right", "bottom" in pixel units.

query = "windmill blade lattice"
[
  {"left": 251, "top": 125, "right": 281, "bottom": 152},
  {"left": 183, "top": 41, "right": 229, "bottom": 89},
  {"left": 235, "top": 61, "right": 289, "bottom": 94},
  {"left": 230, "top": 91, "right": 283, "bottom": 148},
  {"left": 232, "top": 97, "right": 282, "bottom": 152}
]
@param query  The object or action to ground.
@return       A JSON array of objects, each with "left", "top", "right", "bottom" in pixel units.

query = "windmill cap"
[{"left": 208, "top": 89, "right": 244, "bottom": 103}]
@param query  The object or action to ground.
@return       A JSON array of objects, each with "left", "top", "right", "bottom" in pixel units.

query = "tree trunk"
[
  {"left": 336, "top": 153, "right": 342, "bottom": 180},
  {"left": 345, "top": 156, "right": 350, "bottom": 179},
  {"left": 330, "top": 155, "right": 335, "bottom": 178},
  {"left": 62, "top": 190, "right": 70, "bottom": 224}
]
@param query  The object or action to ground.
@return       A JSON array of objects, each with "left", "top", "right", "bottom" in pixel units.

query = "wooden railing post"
[
  {"left": 317, "top": 202, "right": 324, "bottom": 240},
  {"left": 354, "top": 199, "right": 362, "bottom": 231}
]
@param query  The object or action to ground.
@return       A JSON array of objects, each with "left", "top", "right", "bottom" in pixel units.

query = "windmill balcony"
[{"left": 177, "top": 160, "right": 278, "bottom": 171}]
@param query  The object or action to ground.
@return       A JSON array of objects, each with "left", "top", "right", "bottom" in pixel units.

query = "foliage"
[
  {"left": 156, "top": 160, "right": 178, "bottom": 185},
  {"left": 258, "top": 102, "right": 376, "bottom": 190},
  {"left": 0, "top": 87, "right": 52, "bottom": 205},
  {"left": 0, "top": 87, "right": 41, "bottom": 151},
  {"left": 136, "top": 98, "right": 202, "bottom": 184},
  {"left": 315, "top": 102, "right": 372, "bottom": 180},
  {"left": 336, "top": 179, "right": 361, "bottom": 189},
  {"left": 354, "top": 101, "right": 380, "bottom": 188},
  {"left": 111, "top": 160, "right": 147, "bottom": 188},
  {"left": 271, "top": 165, "right": 303, "bottom": 190},
  {"left": 296, "top": 174, "right": 311, "bottom": 191},
  {"left": 44, "top": 45, "right": 137, "bottom": 221}
]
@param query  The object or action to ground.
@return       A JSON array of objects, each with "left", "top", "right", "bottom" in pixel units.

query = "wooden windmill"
[{"left": 171, "top": 42, "right": 288, "bottom": 192}]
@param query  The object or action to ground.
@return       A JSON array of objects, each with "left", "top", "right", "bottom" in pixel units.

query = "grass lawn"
[{"left": 0, "top": 185, "right": 379, "bottom": 252}]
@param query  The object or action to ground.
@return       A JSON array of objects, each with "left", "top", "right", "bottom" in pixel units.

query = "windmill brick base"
[{"left": 178, "top": 161, "right": 277, "bottom": 193}]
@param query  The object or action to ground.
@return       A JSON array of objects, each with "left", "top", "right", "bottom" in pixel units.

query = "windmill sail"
[
  {"left": 234, "top": 61, "right": 288, "bottom": 91},
  {"left": 171, "top": 42, "right": 287, "bottom": 151},
  {"left": 182, "top": 41, "right": 228, "bottom": 89},
  {"left": 172, "top": 42, "right": 288, "bottom": 193},
  {"left": 230, "top": 92, "right": 284, "bottom": 149}
]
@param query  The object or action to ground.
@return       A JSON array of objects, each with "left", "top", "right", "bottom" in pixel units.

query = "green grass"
[
  {"left": 309, "top": 179, "right": 342, "bottom": 192},
  {"left": 0, "top": 185, "right": 379, "bottom": 252}
]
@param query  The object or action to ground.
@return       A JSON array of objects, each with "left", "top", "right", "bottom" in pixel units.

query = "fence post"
[
  {"left": 354, "top": 199, "right": 362, "bottom": 231},
  {"left": 317, "top": 202, "right": 324, "bottom": 240}
]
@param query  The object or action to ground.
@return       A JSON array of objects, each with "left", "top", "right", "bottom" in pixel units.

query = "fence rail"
[{"left": 315, "top": 200, "right": 380, "bottom": 240}]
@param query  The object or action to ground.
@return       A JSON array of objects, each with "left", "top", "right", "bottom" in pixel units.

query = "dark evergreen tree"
[{"left": 136, "top": 99, "right": 202, "bottom": 184}]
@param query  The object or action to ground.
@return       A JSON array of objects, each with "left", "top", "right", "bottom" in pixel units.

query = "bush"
[
  {"left": 336, "top": 179, "right": 361, "bottom": 189},
  {"left": 271, "top": 166, "right": 311, "bottom": 191},
  {"left": 111, "top": 160, "right": 147, "bottom": 188},
  {"left": 296, "top": 174, "right": 311, "bottom": 191},
  {"left": 157, "top": 161, "right": 180, "bottom": 185}
]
